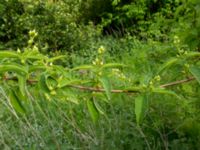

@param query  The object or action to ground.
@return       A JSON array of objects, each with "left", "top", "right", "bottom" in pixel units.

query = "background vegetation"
[{"left": 0, "top": 0, "right": 200, "bottom": 149}]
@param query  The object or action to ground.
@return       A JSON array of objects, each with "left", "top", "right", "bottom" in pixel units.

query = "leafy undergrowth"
[
  {"left": 0, "top": 31, "right": 200, "bottom": 149},
  {"left": 0, "top": 0, "right": 200, "bottom": 149}
]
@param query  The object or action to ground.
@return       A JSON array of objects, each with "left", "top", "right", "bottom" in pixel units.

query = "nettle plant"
[{"left": 0, "top": 30, "right": 200, "bottom": 125}]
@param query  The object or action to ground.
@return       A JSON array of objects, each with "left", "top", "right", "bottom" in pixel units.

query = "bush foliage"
[{"left": 0, "top": 0, "right": 200, "bottom": 149}]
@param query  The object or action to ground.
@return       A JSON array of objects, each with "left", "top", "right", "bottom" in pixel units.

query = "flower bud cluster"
[
  {"left": 154, "top": 75, "right": 161, "bottom": 82},
  {"left": 17, "top": 48, "right": 21, "bottom": 53},
  {"left": 29, "top": 29, "right": 38, "bottom": 38},
  {"left": 149, "top": 75, "right": 161, "bottom": 88},
  {"left": 182, "top": 63, "right": 190, "bottom": 74},
  {"left": 184, "top": 63, "right": 190, "bottom": 68},
  {"left": 98, "top": 46, "right": 105, "bottom": 54},
  {"left": 91, "top": 46, "right": 106, "bottom": 77},
  {"left": 173, "top": 35, "right": 180, "bottom": 44},
  {"left": 112, "top": 68, "right": 127, "bottom": 81},
  {"left": 28, "top": 29, "right": 38, "bottom": 47},
  {"left": 92, "top": 58, "right": 104, "bottom": 66},
  {"left": 92, "top": 46, "right": 106, "bottom": 66}
]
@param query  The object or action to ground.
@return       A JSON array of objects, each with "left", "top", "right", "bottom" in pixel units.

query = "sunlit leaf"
[
  {"left": 101, "top": 63, "right": 126, "bottom": 69},
  {"left": 57, "top": 78, "right": 84, "bottom": 88},
  {"left": 184, "top": 52, "right": 200, "bottom": 59},
  {"left": 48, "top": 55, "right": 67, "bottom": 62},
  {"left": 45, "top": 76, "right": 57, "bottom": 90},
  {"left": 71, "top": 65, "right": 93, "bottom": 71},
  {"left": 66, "top": 96, "right": 79, "bottom": 104},
  {"left": 29, "top": 65, "right": 46, "bottom": 72},
  {"left": 112, "top": 0, "right": 121, "bottom": 6},
  {"left": 0, "top": 51, "right": 20, "bottom": 59},
  {"left": 55, "top": 89, "right": 79, "bottom": 104},
  {"left": 17, "top": 75, "right": 27, "bottom": 96},
  {"left": 125, "top": 86, "right": 143, "bottom": 93},
  {"left": 0, "top": 64, "right": 27, "bottom": 75},
  {"left": 25, "top": 54, "right": 46, "bottom": 60}
]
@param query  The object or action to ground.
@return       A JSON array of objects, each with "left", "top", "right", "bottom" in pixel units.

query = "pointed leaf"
[
  {"left": 189, "top": 66, "right": 200, "bottom": 84},
  {"left": 135, "top": 95, "right": 148, "bottom": 126},
  {"left": 125, "top": 86, "right": 143, "bottom": 93},
  {"left": 71, "top": 65, "right": 93, "bottom": 71},
  {"left": 184, "top": 52, "right": 200, "bottom": 59},
  {"left": 17, "top": 75, "right": 27, "bottom": 96},
  {"left": 152, "top": 88, "right": 181, "bottom": 99},
  {"left": 29, "top": 65, "right": 46, "bottom": 72},
  {"left": 45, "top": 76, "right": 57, "bottom": 90},
  {"left": 26, "top": 54, "right": 46, "bottom": 60},
  {"left": 66, "top": 96, "right": 79, "bottom": 104},
  {"left": 99, "top": 77, "right": 111, "bottom": 100},
  {"left": 93, "top": 99, "right": 105, "bottom": 115},
  {"left": 48, "top": 55, "right": 67, "bottom": 62},
  {"left": 158, "top": 58, "right": 179, "bottom": 74},
  {"left": 101, "top": 63, "right": 126, "bottom": 69},
  {"left": 9, "top": 90, "right": 26, "bottom": 114},
  {"left": 57, "top": 79, "right": 84, "bottom": 88},
  {"left": 0, "top": 64, "right": 27, "bottom": 75},
  {"left": 87, "top": 99, "right": 99, "bottom": 123},
  {"left": 39, "top": 74, "right": 50, "bottom": 93},
  {"left": 0, "top": 51, "right": 20, "bottom": 59},
  {"left": 55, "top": 89, "right": 79, "bottom": 104}
]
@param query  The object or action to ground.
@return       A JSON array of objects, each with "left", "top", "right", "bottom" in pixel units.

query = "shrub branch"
[
  {"left": 2, "top": 76, "right": 196, "bottom": 93},
  {"left": 159, "top": 76, "right": 195, "bottom": 88}
]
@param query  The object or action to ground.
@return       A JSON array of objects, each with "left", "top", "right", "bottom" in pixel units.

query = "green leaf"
[
  {"left": 184, "top": 52, "right": 200, "bottom": 59},
  {"left": 93, "top": 99, "right": 105, "bottom": 115},
  {"left": 48, "top": 55, "right": 67, "bottom": 62},
  {"left": 87, "top": 99, "right": 99, "bottom": 123},
  {"left": 112, "top": 0, "right": 121, "bottom": 6},
  {"left": 17, "top": 75, "right": 27, "bottom": 96},
  {"left": 55, "top": 89, "right": 79, "bottom": 104},
  {"left": 39, "top": 74, "right": 50, "bottom": 93},
  {"left": 66, "top": 96, "right": 79, "bottom": 104},
  {"left": 29, "top": 65, "right": 46, "bottom": 72},
  {"left": 92, "top": 92, "right": 109, "bottom": 103},
  {"left": 152, "top": 88, "right": 181, "bottom": 99},
  {"left": 71, "top": 65, "right": 93, "bottom": 71},
  {"left": 0, "top": 51, "right": 20, "bottom": 59},
  {"left": 190, "top": 66, "right": 200, "bottom": 84},
  {"left": 0, "top": 64, "right": 27, "bottom": 75},
  {"left": 158, "top": 58, "right": 179, "bottom": 74},
  {"left": 135, "top": 94, "right": 148, "bottom": 126},
  {"left": 125, "top": 86, "right": 143, "bottom": 93},
  {"left": 99, "top": 77, "right": 111, "bottom": 100},
  {"left": 25, "top": 54, "right": 46, "bottom": 60},
  {"left": 9, "top": 90, "right": 26, "bottom": 114},
  {"left": 101, "top": 63, "right": 126, "bottom": 69},
  {"left": 45, "top": 76, "right": 57, "bottom": 90},
  {"left": 57, "top": 78, "right": 84, "bottom": 88}
]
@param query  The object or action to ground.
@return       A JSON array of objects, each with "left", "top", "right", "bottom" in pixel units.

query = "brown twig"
[
  {"left": 160, "top": 76, "right": 195, "bottom": 88},
  {"left": 1, "top": 76, "right": 197, "bottom": 93},
  {"left": 69, "top": 76, "right": 196, "bottom": 93},
  {"left": 69, "top": 85, "right": 135, "bottom": 93}
]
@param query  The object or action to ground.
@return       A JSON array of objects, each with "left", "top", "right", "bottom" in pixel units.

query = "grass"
[
  {"left": 0, "top": 89, "right": 145, "bottom": 149},
  {"left": 0, "top": 36, "right": 200, "bottom": 150}
]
